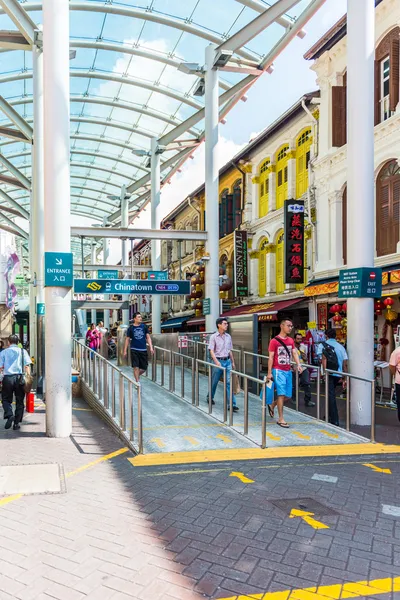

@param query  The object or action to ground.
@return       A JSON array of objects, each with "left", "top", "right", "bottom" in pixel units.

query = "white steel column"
[
  {"left": 43, "top": 0, "right": 72, "bottom": 437},
  {"left": 103, "top": 218, "right": 110, "bottom": 330},
  {"left": 151, "top": 137, "right": 161, "bottom": 334},
  {"left": 205, "top": 44, "right": 220, "bottom": 331},
  {"left": 91, "top": 242, "right": 97, "bottom": 324},
  {"left": 32, "top": 42, "right": 45, "bottom": 391},
  {"left": 121, "top": 186, "right": 129, "bottom": 325},
  {"left": 347, "top": 0, "right": 375, "bottom": 426}
]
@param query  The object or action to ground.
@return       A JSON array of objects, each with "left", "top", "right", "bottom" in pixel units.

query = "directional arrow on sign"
[
  {"left": 56, "top": 258, "right": 62, "bottom": 265},
  {"left": 289, "top": 509, "right": 330, "bottom": 530},
  {"left": 363, "top": 463, "right": 392, "bottom": 475},
  {"left": 229, "top": 472, "right": 254, "bottom": 484}
]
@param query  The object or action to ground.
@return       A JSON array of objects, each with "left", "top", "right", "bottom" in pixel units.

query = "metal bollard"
[
  {"left": 223, "top": 369, "right": 227, "bottom": 422},
  {"left": 138, "top": 384, "right": 143, "bottom": 453},
  {"left": 261, "top": 379, "right": 267, "bottom": 449},
  {"left": 181, "top": 355, "right": 185, "bottom": 399},
  {"left": 325, "top": 371, "right": 329, "bottom": 423},
  {"left": 119, "top": 374, "right": 125, "bottom": 430},
  {"left": 346, "top": 375, "right": 350, "bottom": 431},
  {"left": 191, "top": 358, "right": 196, "bottom": 405},
  {"left": 208, "top": 365, "right": 212, "bottom": 414},
  {"left": 111, "top": 369, "right": 116, "bottom": 418},
  {"left": 316, "top": 368, "right": 321, "bottom": 421},
  {"left": 371, "top": 380, "right": 376, "bottom": 443},
  {"left": 244, "top": 377, "right": 249, "bottom": 435}
]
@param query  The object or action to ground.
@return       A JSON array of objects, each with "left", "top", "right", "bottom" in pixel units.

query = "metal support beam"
[
  {"left": 71, "top": 227, "right": 208, "bottom": 241},
  {"left": 0, "top": 95, "right": 33, "bottom": 141},
  {"left": 120, "top": 185, "right": 130, "bottom": 326},
  {"left": 0, "top": 0, "right": 37, "bottom": 45},
  {"left": 0, "top": 126, "right": 29, "bottom": 142},
  {"left": 0, "top": 29, "right": 30, "bottom": 49},
  {"left": 151, "top": 138, "right": 161, "bottom": 334},
  {"left": 0, "top": 212, "right": 28, "bottom": 238},
  {"left": 43, "top": 0, "right": 72, "bottom": 437},
  {"left": 204, "top": 44, "right": 220, "bottom": 331},
  {"left": 217, "top": 0, "right": 300, "bottom": 55},
  {"left": 0, "top": 221, "right": 23, "bottom": 237},
  {"left": 0, "top": 152, "right": 31, "bottom": 189},
  {"left": 0, "top": 172, "right": 30, "bottom": 189},
  {"left": 74, "top": 264, "right": 152, "bottom": 273},
  {"left": 235, "top": 0, "right": 306, "bottom": 38},
  {"left": 0, "top": 188, "right": 29, "bottom": 219}
]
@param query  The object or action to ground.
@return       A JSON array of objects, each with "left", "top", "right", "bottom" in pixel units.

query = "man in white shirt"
[{"left": 0, "top": 335, "right": 32, "bottom": 430}]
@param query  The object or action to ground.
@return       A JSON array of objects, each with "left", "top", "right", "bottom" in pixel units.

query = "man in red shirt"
[{"left": 267, "top": 318, "right": 302, "bottom": 428}]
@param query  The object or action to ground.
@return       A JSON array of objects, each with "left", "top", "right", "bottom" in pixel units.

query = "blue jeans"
[{"left": 210, "top": 358, "right": 236, "bottom": 407}]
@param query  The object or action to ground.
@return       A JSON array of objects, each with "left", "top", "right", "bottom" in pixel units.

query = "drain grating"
[
  {"left": 269, "top": 497, "right": 338, "bottom": 517},
  {"left": 0, "top": 463, "right": 66, "bottom": 496}
]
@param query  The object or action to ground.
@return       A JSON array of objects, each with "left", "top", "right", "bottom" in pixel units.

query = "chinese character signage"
[
  {"left": 44, "top": 252, "right": 74, "bottom": 287},
  {"left": 338, "top": 267, "right": 382, "bottom": 298},
  {"left": 234, "top": 230, "right": 249, "bottom": 297},
  {"left": 203, "top": 298, "right": 211, "bottom": 315},
  {"left": 284, "top": 200, "right": 305, "bottom": 284}
]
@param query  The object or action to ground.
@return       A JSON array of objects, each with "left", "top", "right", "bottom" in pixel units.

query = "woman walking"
[{"left": 86, "top": 323, "right": 99, "bottom": 353}]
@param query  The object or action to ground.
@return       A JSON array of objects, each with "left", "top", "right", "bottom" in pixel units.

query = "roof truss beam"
[
  {"left": 0, "top": 152, "right": 30, "bottom": 189},
  {"left": 0, "top": 0, "right": 37, "bottom": 46},
  {"left": 0, "top": 95, "right": 33, "bottom": 141},
  {"left": 0, "top": 211, "right": 28, "bottom": 239},
  {"left": 235, "top": 0, "right": 306, "bottom": 38},
  {"left": 71, "top": 227, "right": 208, "bottom": 242},
  {"left": 0, "top": 187, "right": 29, "bottom": 219},
  {"left": 0, "top": 29, "right": 30, "bottom": 49}
]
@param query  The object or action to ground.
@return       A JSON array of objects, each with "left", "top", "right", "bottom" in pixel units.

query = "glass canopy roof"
[{"left": 0, "top": 0, "right": 319, "bottom": 259}]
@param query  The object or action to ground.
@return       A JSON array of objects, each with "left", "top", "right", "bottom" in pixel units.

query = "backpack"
[{"left": 322, "top": 342, "right": 339, "bottom": 371}]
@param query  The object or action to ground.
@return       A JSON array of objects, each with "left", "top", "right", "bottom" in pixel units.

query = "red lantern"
[
  {"left": 341, "top": 303, "right": 347, "bottom": 313},
  {"left": 332, "top": 314, "right": 342, "bottom": 323},
  {"left": 330, "top": 303, "right": 341, "bottom": 314},
  {"left": 375, "top": 309, "right": 382, "bottom": 316},
  {"left": 383, "top": 297, "right": 394, "bottom": 307}
]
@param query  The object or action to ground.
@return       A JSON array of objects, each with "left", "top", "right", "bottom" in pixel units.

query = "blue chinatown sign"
[
  {"left": 44, "top": 252, "right": 74, "bottom": 287},
  {"left": 338, "top": 267, "right": 382, "bottom": 298},
  {"left": 74, "top": 279, "right": 190, "bottom": 295}
]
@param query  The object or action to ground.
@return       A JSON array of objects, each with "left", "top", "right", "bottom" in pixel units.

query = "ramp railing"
[{"left": 72, "top": 338, "right": 143, "bottom": 454}]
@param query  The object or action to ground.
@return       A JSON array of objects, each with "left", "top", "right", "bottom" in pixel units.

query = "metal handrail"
[{"left": 72, "top": 338, "right": 143, "bottom": 453}]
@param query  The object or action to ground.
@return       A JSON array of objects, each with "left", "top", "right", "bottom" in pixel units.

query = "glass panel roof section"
[{"left": 0, "top": 0, "right": 317, "bottom": 257}]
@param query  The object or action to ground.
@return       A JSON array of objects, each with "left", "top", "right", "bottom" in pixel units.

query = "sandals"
[
  {"left": 277, "top": 421, "right": 290, "bottom": 428},
  {"left": 268, "top": 405, "right": 274, "bottom": 418}
]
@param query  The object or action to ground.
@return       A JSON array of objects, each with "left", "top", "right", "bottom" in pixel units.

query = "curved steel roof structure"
[{"left": 0, "top": 0, "right": 326, "bottom": 259}]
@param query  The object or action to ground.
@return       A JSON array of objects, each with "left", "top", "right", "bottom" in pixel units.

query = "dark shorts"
[{"left": 131, "top": 349, "right": 148, "bottom": 371}]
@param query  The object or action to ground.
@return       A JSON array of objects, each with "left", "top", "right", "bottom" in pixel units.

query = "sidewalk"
[{"left": 0, "top": 399, "right": 203, "bottom": 600}]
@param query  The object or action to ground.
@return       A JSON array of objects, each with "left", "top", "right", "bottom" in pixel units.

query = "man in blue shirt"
[
  {"left": 123, "top": 312, "right": 154, "bottom": 383},
  {"left": 322, "top": 329, "right": 348, "bottom": 426},
  {"left": 0, "top": 335, "right": 32, "bottom": 430}
]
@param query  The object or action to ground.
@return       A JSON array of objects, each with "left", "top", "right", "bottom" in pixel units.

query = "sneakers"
[
  {"left": 305, "top": 401, "right": 316, "bottom": 407},
  {"left": 232, "top": 406, "right": 239, "bottom": 412},
  {"left": 13, "top": 423, "right": 20, "bottom": 431},
  {"left": 5, "top": 416, "right": 14, "bottom": 430}
]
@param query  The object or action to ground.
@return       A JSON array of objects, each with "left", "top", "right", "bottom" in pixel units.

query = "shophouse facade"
[{"left": 304, "top": 0, "right": 400, "bottom": 361}]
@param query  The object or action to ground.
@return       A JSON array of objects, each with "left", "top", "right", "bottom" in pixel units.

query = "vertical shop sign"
[
  {"left": 317, "top": 303, "right": 328, "bottom": 330},
  {"left": 234, "top": 230, "right": 249, "bottom": 297},
  {"left": 284, "top": 200, "right": 305, "bottom": 284}
]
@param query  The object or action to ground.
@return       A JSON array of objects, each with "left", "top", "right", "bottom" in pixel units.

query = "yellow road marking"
[
  {"left": 219, "top": 575, "right": 400, "bottom": 599},
  {"left": 229, "top": 471, "right": 254, "bottom": 484},
  {"left": 216, "top": 434, "right": 233, "bottom": 444},
  {"left": 319, "top": 430, "right": 339, "bottom": 439},
  {"left": 363, "top": 463, "right": 392, "bottom": 474},
  {"left": 149, "top": 438, "right": 166, "bottom": 449},
  {"left": 266, "top": 432, "right": 281, "bottom": 441},
  {"left": 289, "top": 508, "right": 329, "bottom": 530},
  {"left": 0, "top": 494, "right": 23, "bottom": 506},
  {"left": 129, "top": 443, "right": 400, "bottom": 467},
  {"left": 183, "top": 436, "right": 199, "bottom": 446},
  {"left": 292, "top": 431, "right": 311, "bottom": 440},
  {"left": 72, "top": 407, "right": 93, "bottom": 412},
  {"left": 66, "top": 447, "right": 129, "bottom": 478}
]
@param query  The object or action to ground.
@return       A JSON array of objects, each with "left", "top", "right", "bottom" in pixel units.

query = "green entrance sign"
[
  {"left": 44, "top": 252, "right": 73, "bottom": 287},
  {"left": 203, "top": 298, "right": 211, "bottom": 315},
  {"left": 338, "top": 267, "right": 382, "bottom": 299}
]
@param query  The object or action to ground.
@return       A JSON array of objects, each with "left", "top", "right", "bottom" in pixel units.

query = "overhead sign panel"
[
  {"left": 284, "top": 200, "right": 305, "bottom": 285},
  {"left": 98, "top": 269, "right": 118, "bottom": 279},
  {"left": 44, "top": 252, "right": 73, "bottom": 287},
  {"left": 74, "top": 279, "right": 190, "bottom": 295},
  {"left": 148, "top": 271, "right": 168, "bottom": 281},
  {"left": 338, "top": 267, "right": 382, "bottom": 298},
  {"left": 234, "top": 230, "right": 249, "bottom": 297}
]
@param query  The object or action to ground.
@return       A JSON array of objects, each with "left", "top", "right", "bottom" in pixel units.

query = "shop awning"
[
  {"left": 161, "top": 316, "right": 191, "bottom": 329},
  {"left": 223, "top": 298, "right": 304, "bottom": 321},
  {"left": 187, "top": 317, "right": 206, "bottom": 327}
]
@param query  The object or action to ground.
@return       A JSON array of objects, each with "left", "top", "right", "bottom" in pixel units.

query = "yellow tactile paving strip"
[
  {"left": 129, "top": 442, "right": 400, "bottom": 467},
  {"left": 219, "top": 576, "right": 399, "bottom": 599}
]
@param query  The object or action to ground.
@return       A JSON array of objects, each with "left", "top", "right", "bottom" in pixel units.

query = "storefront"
[{"left": 161, "top": 316, "right": 191, "bottom": 332}]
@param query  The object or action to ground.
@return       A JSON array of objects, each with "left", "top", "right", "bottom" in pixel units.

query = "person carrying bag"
[{"left": 0, "top": 335, "right": 32, "bottom": 431}]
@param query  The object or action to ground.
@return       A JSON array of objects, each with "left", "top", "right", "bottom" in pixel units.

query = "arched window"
[
  {"left": 375, "top": 28, "right": 399, "bottom": 125},
  {"left": 258, "top": 239, "right": 268, "bottom": 297},
  {"left": 259, "top": 159, "right": 270, "bottom": 217},
  {"left": 296, "top": 129, "right": 312, "bottom": 198},
  {"left": 276, "top": 231, "right": 284, "bottom": 295},
  {"left": 276, "top": 145, "right": 289, "bottom": 210},
  {"left": 342, "top": 186, "right": 347, "bottom": 265},
  {"left": 376, "top": 160, "right": 400, "bottom": 256}
]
